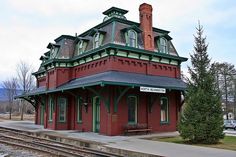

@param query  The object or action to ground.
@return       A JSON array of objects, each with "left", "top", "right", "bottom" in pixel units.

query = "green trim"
[
  {"left": 128, "top": 52, "right": 139, "bottom": 59},
  {"left": 92, "top": 96, "right": 100, "bottom": 132},
  {"left": 16, "top": 79, "right": 186, "bottom": 98},
  {"left": 48, "top": 96, "right": 54, "bottom": 122},
  {"left": 86, "top": 87, "right": 110, "bottom": 112},
  {"left": 126, "top": 29, "right": 138, "bottom": 48},
  {"left": 114, "top": 87, "right": 131, "bottom": 112},
  {"left": 127, "top": 95, "right": 138, "bottom": 124},
  {"left": 103, "top": 7, "right": 128, "bottom": 16},
  {"left": 79, "top": 17, "right": 169, "bottom": 37},
  {"left": 121, "top": 25, "right": 142, "bottom": 33},
  {"left": 160, "top": 58, "right": 169, "bottom": 64},
  {"left": 117, "top": 50, "right": 127, "bottom": 57},
  {"left": 36, "top": 43, "right": 187, "bottom": 76},
  {"left": 111, "top": 21, "right": 116, "bottom": 43},
  {"left": 160, "top": 97, "right": 169, "bottom": 124},
  {"left": 58, "top": 97, "right": 67, "bottom": 122},
  {"left": 54, "top": 35, "right": 76, "bottom": 43},
  {"left": 77, "top": 97, "right": 83, "bottom": 123}
]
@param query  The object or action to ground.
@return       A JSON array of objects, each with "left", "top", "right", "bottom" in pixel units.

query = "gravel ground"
[{"left": 0, "top": 144, "right": 49, "bottom": 157}]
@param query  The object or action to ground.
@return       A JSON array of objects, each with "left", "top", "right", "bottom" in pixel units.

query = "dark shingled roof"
[
  {"left": 16, "top": 71, "right": 186, "bottom": 98},
  {"left": 58, "top": 71, "right": 186, "bottom": 91}
]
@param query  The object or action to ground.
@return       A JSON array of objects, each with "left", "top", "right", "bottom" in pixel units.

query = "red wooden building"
[{"left": 18, "top": 3, "right": 187, "bottom": 136}]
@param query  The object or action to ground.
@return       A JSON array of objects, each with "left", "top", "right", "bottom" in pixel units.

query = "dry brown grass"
[{"left": 0, "top": 113, "right": 35, "bottom": 121}]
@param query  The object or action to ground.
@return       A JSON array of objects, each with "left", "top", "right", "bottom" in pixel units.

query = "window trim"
[
  {"left": 93, "top": 32, "right": 102, "bottom": 49},
  {"left": 77, "top": 97, "right": 83, "bottom": 123},
  {"left": 76, "top": 40, "right": 88, "bottom": 55},
  {"left": 160, "top": 97, "right": 169, "bottom": 124},
  {"left": 158, "top": 37, "right": 168, "bottom": 54},
  {"left": 58, "top": 97, "right": 67, "bottom": 123},
  {"left": 48, "top": 97, "right": 54, "bottom": 122},
  {"left": 127, "top": 95, "right": 138, "bottom": 124},
  {"left": 126, "top": 29, "right": 137, "bottom": 48},
  {"left": 50, "top": 47, "right": 59, "bottom": 59}
]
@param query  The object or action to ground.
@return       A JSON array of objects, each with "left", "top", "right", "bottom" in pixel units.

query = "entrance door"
[
  {"left": 93, "top": 96, "right": 100, "bottom": 132},
  {"left": 40, "top": 105, "right": 44, "bottom": 125}
]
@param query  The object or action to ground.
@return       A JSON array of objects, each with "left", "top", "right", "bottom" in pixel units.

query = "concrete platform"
[{"left": 0, "top": 120, "right": 235, "bottom": 157}]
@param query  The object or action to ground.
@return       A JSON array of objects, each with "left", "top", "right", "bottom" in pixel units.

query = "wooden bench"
[{"left": 124, "top": 124, "right": 152, "bottom": 135}]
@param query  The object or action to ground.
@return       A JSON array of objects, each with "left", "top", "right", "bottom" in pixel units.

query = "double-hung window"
[
  {"left": 160, "top": 97, "right": 169, "bottom": 123},
  {"left": 159, "top": 37, "right": 168, "bottom": 53},
  {"left": 76, "top": 40, "right": 84, "bottom": 55},
  {"left": 58, "top": 97, "right": 67, "bottom": 122},
  {"left": 77, "top": 98, "right": 82, "bottom": 123},
  {"left": 129, "top": 30, "right": 137, "bottom": 47},
  {"left": 127, "top": 30, "right": 137, "bottom": 47},
  {"left": 94, "top": 33, "right": 100, "bottom": 48},
  {"left": 127, "top": 96, "right": 137, "bottom": 124},
  {"left": 48, "top": 97, "right": 54, "bottom": 121}
]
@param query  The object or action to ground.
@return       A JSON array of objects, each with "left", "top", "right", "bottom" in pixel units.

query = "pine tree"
[{"left": 178, "top": 22, "right": 224, "bottom": 144}]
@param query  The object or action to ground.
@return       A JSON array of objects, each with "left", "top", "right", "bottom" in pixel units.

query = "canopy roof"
[{"left": 16, "top": 71, "right": 186, "bottom": 98}]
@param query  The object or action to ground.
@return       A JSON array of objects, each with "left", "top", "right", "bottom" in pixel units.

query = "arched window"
[
  {"left": 128, "top": 30, "right": 137, "bottom": 47},
  {"left": 159, "top": 37, "right": 168, "bottom": 53}
]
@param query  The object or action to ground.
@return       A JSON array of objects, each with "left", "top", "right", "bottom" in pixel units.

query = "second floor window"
[
  {"left": 50, "top": 47, "right": 59, "bottom": 59},
  {"left": 128, "top": 30, "right": 137, "bottom": 47},
  {"left": 76, "top": 40, "right": 85, "bottom": 55},
  {"left": 94, "top": 33, "right": 100, "bottom": 48},
  {"left": 159, "top": 37, "right": 168, "bottom": 53}
]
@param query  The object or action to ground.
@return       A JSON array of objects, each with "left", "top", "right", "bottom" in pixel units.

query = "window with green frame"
[
  {"left": 158, "top": 37, "right": 168, "bottom": 54},
  {"left": 58, "top": 97, "right": 67, "bottom": 122},
  {"left": 77, "top": 97, "right": 82, "bottom": 123},
  {"left": 75, "top": 40, "right": 87, "bottom": 55},
  {"left": 126, "top": 30, "right": 137, "bottom": 47},
  {"left": 127, "top": 96, "right": 137, "bottom": 124},
  {"left": 160, "top": 97, "right": 169, "bottom": 123},
  {"left": 48, "top": 97, "right": 54, "bottom": 121},
  {"left": 50, "top": 47, "right": 59, "bottom": 59}
]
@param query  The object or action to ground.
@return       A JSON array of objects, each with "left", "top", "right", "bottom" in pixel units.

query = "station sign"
[{"left": 140, "top": 86, "right": 166, "bottom": 93}]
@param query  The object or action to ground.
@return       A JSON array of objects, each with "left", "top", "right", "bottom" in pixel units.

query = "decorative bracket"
[
  {"left": 114, "top": 86, "right": 131, "bottom": 113},
  {"left": 86, "top": 86, "right": 110, "bottom": 113}
]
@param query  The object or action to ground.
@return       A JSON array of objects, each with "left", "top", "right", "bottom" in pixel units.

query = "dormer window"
[
  {"left": 159, "top": 37, "right": 168, "bottom": 54},
  {"left": 47, "top": 43, "right": 60, "bottom": 59},
  {"left": 75, "top": 40, "right": 87, "bottom": 55},
  {"left": 94, "top": 33, "right": 100, "bottom": 48},
  {"left": 50, "top": 47, "right": 59, "bottom": 58},
  {"left": 122, "top": 26, "right": 141, "bottom": 48},
  {"left": 75, "top": 37, "right": 89, "bottom": 55},
  {"left": 89, "top": 28, "right": 106, "bottom": 49},
  {"left": 128, "top": 30, "right": 137, "bottom": 47}
]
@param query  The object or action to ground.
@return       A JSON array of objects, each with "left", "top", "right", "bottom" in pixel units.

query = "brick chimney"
[{"left": 139, "top": 3, "right": 154, "bottom": 51}]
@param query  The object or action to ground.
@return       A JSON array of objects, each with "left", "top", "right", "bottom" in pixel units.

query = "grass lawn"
[{"left": 148, "top": 136, "right": 236, "bottom": 151}]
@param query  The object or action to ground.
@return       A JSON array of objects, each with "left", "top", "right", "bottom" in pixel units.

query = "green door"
[
  {"left": 93, "top": 97, "right": 100, "bottom": 132},
  {"left": 40, "top": 105, "right": 44, "bottom": 125}
]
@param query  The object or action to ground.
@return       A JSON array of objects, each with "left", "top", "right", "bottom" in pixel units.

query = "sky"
[{"left": 0, "top": 0, "right": 235, "bottom": 82}]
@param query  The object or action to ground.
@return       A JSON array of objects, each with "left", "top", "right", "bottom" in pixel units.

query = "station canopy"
[{"left": 16, "top": 71, "right": 186, "bottom": 98}]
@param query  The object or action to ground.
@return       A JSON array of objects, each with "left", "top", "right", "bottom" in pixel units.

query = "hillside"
[{"left": 0, "top": 88, "right": 23, "bottom": 101}]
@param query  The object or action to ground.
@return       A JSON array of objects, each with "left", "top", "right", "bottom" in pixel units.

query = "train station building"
[{"left": 17, "top": 3, "right": 187, "bottom": 136}]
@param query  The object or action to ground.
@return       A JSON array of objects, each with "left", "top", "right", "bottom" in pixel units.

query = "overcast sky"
[{"left": 0, "top": 0, "right": 235, "bottom": 82}]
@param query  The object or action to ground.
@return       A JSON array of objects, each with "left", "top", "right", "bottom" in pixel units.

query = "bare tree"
[
  {"left": 212, "top": 62, "right": 236, "bottom": 119},
  {"left": 17, "top": 60, "right": 35, "bottom": 120},
  {"left": 2, "top": 78, "right": 18, "bottom": 119}
]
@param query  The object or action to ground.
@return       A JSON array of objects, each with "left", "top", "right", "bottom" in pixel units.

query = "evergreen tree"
[{"left": 178, "top": 22, "right": 224, "bottom": 144}]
